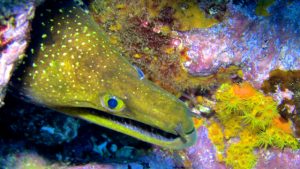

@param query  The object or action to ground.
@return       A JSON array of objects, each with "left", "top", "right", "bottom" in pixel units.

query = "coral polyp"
[
  {"left": 208, "top": 82, "right": 300, "bottom": 169},
  {"left": 256, "top": 117, "right": 299, "bottom": 150},
  {"left": 216, "top": 82, "right": 277, "bottom": 130},
  {"left": 225, "top": 142, "right": 257, "bottom": 169}
]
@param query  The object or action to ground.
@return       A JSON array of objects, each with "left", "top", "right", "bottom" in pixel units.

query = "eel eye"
[
  {"left": 134, "top": 65, "right": 145, "bottom": 80},
  {"left": 101, "top": 94, "right": 125, "bottom": 112}
]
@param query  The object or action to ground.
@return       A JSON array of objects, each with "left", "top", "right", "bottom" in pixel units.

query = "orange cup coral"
[
  {"left": 232, "top": 83, "right": 256, "bottom": 99},
  {"left": 211, "top": 82, "right": 299, "bottom": 169}
]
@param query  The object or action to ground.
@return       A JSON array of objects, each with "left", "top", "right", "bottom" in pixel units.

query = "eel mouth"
[
  {"left": 59, "top": 107, "right": 197, "bottom": 149},
  {"left": 90, "top": 109, "right": 179, "bottom": 140}
]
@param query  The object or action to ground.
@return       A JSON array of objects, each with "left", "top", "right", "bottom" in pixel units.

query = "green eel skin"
[{"left": 14, "top": 0, "right": 196, "bottom": 149}]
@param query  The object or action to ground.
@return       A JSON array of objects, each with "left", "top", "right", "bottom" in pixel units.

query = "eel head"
[{"left": 13, "top": 0, "right": 196, "bottom": 149}]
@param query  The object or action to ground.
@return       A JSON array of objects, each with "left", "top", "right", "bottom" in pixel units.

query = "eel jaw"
[{"left": 56, "top": 107, "right": 197, "bottom": 150}]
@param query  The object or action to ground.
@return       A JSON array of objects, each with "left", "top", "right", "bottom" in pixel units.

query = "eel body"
[{"left": 12, "top": 0, "right": 196, "bottom": 149}]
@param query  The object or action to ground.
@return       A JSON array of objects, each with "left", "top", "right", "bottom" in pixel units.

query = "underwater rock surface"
[
  {"left": 182, "top": 0, "right": 300, "bottom": 88},
  {"left": 187, "top": 127, "right": 226, "bottom": 169},
  {"left": 0, "top": 0, "right": 44, "bottom": 106}
]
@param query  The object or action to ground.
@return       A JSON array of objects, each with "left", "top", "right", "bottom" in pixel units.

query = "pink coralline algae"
[
  {"left": 186, "top": 126, "right": 300, "bottom": 169},
  {"left": 256, "top": 148, "right": 300, "bottom": 169},
  {"left": 181, "top": 1, "right": 300, "bottom": 88},
  {"left": 0, "top": 3, "right": 34, "bottom": 105},
  {"left": 272, "top": 85, "right": 294, "bottom": 104},
  {"left": 187, "top": 126, "right": 226, "bottom": 169}
]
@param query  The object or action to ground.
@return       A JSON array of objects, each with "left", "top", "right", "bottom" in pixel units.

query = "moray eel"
[{"left": 12, "top": 0, "right": 196, "bottom": 149}]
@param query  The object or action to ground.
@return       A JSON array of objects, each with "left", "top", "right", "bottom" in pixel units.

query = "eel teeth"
[{"left": 175, "top": 123, "right": 187, "bottom": 143}]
